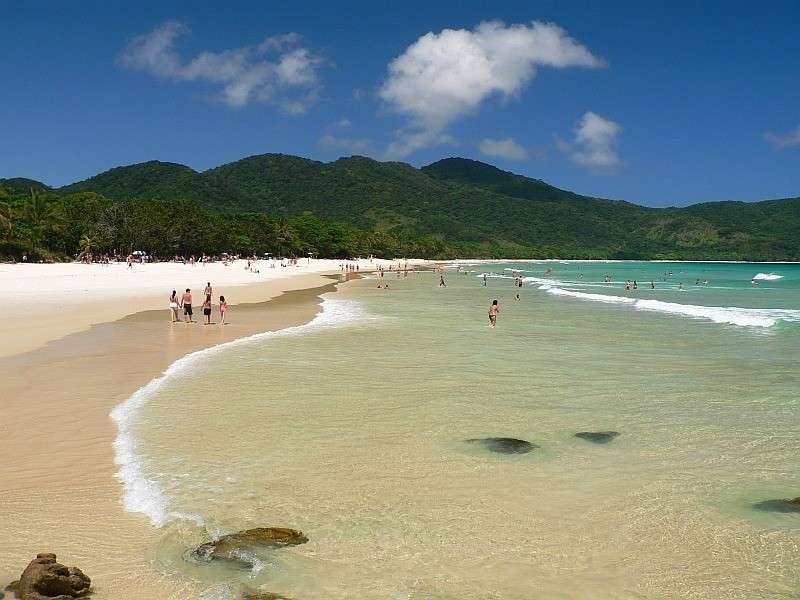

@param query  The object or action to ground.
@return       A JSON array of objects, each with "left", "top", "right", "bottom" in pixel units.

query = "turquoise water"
[{"left": 115, "top": 262, "right": 800, "bottom": 599}]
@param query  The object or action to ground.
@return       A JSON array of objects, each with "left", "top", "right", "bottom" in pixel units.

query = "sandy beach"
[
  {"left": 0, "top": 258, "right": 424, "bottom": 598},
  {"left": 0, "top": 259, "right": 399, "bottom": 358}
]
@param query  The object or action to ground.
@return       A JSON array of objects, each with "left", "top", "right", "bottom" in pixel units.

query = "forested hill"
[
  {"left": 0, "top": 178, "right": 51, "bottom": 194},
  {"left": 2, "top": 154, "right": 798, "bottom": 260},
  {"left": 55, "top": 154, "right": 800, "bottom": 260}
]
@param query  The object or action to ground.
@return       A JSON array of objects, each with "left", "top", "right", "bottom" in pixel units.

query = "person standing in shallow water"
[
  {"left": 488, "top": 300, "right": 499, "bottom": 327},
  {"left": 169, "top": 290, "right": 179, "bottom": 323},
  {"left": 202, "top": 295, "right": 212, "bottom": 325},
  {"left": 219, "top": 295, "right": 228, "bottom": 325},
  {"left": 181, "top": 288, "right": 194, "bottom": 323}
]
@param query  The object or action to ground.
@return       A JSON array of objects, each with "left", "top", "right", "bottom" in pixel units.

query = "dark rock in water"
[
  {"left": 13, "top": 553, "right": 91, "bottom": 599},
  {"left": 193, "top": 527, "right": 308, "bottom": 567},
  {"left": 575, "top": 431, "right": 619, "bottom": 444},
  {"left": 243, "top": 592, "right": 294, "bottom": 600},
  {"left": 752, "top": 497, "right": 800, "bottom": 513},
  {"left": 465, "top": 437, "right": 538, "bottom": 454}
]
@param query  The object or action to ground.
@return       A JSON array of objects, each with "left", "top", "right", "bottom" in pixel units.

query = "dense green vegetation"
[
  {"left": 0, "top": 188, "right": 420, "bottom": 261},
  {"left": 2, "top": 154, "right": 798, "bottom": 261}
]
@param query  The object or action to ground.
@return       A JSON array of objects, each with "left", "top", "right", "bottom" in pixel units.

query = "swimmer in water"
[{"left": 488, "top": 300, "right": 499, "bottom": 327}]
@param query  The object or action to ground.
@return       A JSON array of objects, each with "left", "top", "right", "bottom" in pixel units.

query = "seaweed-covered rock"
[
  {"left": 12, "top": 553, "right": 91, "bottom": 599},
  {"left": 243, "top": 592, "right": 294, "bottom": 600},
  {"left": 752, "top": 496, "right": 800, "bottom": 513},
  {"left": 465, "top": 437, "right": 538, "bottom": 454},
  {"left": 193, "top": 528, "right": 308, "bottom": 567},
  {"left": 574, "top": 431, "right": 619, "bottom": 444}
]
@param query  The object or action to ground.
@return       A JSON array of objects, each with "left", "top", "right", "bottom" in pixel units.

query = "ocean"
[{"left": 112, "top": 261, "right": 800, "bottom": 599}]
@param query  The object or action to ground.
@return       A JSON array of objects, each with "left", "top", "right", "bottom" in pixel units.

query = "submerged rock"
[
  {"left": 243, "top": 592, "right": 294, "bottom": 600},
  {"left": 752, "top": 497, "right": 800, "bottom": 513},
  {"left": 11, "top": 553, "right": 91, "bottom": 599},
  {"left": 193, "top": 527, "right": 308, "bottom": 567},
  {"left": 465, "top": 437, "right": 538, "bottom": 454},
  {"left": 574, "top": 431, "right": 620, "bottom": 444}
]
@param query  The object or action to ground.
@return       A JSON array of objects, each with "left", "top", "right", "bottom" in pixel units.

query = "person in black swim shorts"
[{"left": 181, "top": 288, "right": 194, "bottom": 323}]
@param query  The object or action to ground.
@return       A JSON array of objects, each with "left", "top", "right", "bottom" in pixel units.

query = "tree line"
[{"left": 0, "top": 187, "right": 477, "bottom": 261}]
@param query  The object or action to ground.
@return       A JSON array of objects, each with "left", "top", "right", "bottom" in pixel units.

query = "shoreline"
[
  {"left": 0, "top": 270, "right": 361, "bottom": 599},
  {"left": 0, "top": 259, "right": 413, "bottom": 358}
]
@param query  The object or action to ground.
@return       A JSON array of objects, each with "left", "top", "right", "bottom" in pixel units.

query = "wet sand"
[{"left": 0, "top": 273, "right": 350, "bottom": 598}]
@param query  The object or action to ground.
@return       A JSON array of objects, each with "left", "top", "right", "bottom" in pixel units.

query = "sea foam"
[
  {"left": 752, "top": 273, "right": 784, "bottom": 281},
  {"left": 519, "top": 276, "right": 800, "bottom": 328},
  {"left": 110, "top": 297, "right": 368, "bottom": 527}
]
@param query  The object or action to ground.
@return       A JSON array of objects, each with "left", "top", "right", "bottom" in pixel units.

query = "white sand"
[
  {"left": 0, "top": 258, "right": 425, "bottom": 357},
  {"left": 0, "top": 257, "right": 427, "bottom": 598}
]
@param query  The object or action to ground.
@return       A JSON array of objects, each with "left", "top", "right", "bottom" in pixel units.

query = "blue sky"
[{"left": 1, "top": 0, "right": 798, "bottom": 206}]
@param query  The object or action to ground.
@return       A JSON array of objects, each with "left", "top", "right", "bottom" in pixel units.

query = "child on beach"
[{"left": 219, "top": 295, "right": 228, "bottom": 325}]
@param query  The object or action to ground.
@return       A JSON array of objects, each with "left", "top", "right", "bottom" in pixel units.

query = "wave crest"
[{"left": 519, "top": 276, "right": 799, "bottom": 328}]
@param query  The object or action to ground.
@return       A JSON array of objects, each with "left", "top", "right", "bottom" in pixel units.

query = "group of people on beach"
[{"left": 169, "top": 282, "right": 228, "bottom": 325}]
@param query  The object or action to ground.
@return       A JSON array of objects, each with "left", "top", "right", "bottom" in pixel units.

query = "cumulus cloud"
[
  {"left": 479, "top": 137, "right": 529, "bottom": 160},
  {"left": 764, "top": 126, "right": 800, "bottom": 149},
  {"left": 558, "top": 111, "right": 622, "bottom": 173},
  {"left": 318, "top": 134, "right": 372, "bottom": 153},
  {"left": 119, "top": 22, "right": 325, "bottom": 112},
  {"left": 335, "top": 118, "right": 352, "bottom": 129},
  {"left": 380, "top": 20, "right": 604, "bottom": 159}
]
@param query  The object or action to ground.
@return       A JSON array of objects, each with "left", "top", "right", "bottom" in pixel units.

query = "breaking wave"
[
  {"left": 110, "top": 297, "right": 369, "bottom": 527},
  {"left": 521, "top": 277, "right": 800, "bottom": 328}
]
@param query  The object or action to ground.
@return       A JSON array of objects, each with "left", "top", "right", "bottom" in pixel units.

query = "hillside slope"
[{"left": 49, "top": 154, "right": 800, "bottom": 260}]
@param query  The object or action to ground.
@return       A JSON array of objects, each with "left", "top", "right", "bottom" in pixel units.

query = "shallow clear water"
[{"left": 117, "top": 262, "right": 800, "bottom": 599}]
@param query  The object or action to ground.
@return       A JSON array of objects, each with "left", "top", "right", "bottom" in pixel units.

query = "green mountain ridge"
[
  {"left": 5, "top": 153, "right": 800, "bottom": 260},
  {"left": 0, "top": 177, "right": 52, "bottom": 194}
]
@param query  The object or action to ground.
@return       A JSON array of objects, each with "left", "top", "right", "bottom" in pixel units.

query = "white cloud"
[
  {"left": 558, "top": 111, "right": 623, "bottom": 173},
  {"left": 479, "top": 137, "right": 528, "bottom": 160},
  {"left": 380, "top": 20, "right": 604, "bottom": 159},
  {"left": 318, "top": 134, "right": 372, "bottom": 153},
  {"left": 335, "top": 118, "right": 352, "bottom": 129},
  {"left": 764, "top": 126, "right": 800, "bottom": 149},
  {"left": 119, "top": 22, "right": 325, "bottom": 112}
]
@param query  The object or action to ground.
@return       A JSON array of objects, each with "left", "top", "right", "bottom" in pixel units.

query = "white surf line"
[
  {"left": 110, "top": 296, "right": 369, "bottom": 527},
  {"left": 514, "top": 275, "right": 800, "bottom": 329}
]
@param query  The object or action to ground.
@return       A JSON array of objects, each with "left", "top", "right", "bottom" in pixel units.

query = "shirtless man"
[
  {"left": 489, "top": 300, "right": 499, "bottom": 328},
  {"left": 181, "top": 288, "right": 194, "bottom": 323}
]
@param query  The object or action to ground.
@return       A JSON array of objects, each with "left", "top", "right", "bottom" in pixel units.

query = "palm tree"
[
  {"left": 276, "top": 218, "right": 295, "bottom": 257},
  {"left": 26, "top": 188, "right": 48, "bottom": 256},
  {"left": 25, "top": 188, "right": 68, "bottom": 257},
  {"left": 0, "top": 200, "right": 11, "bottom": 237},
  {"left": 77, "top": 234, "right": 95, "bottom": 260},
  {"left": 0, "top": 183, "right": 10, "bottom": 235}
]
